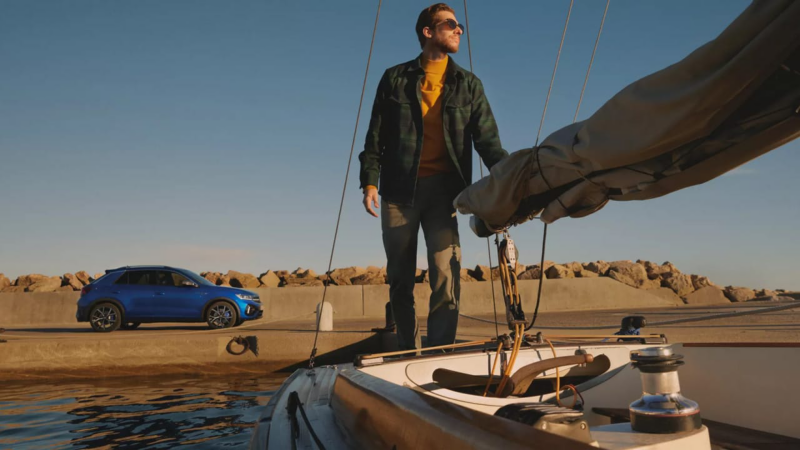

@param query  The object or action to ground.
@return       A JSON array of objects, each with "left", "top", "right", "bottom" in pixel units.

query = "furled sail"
[{"left": 455, "top": 0, "right": 800, "bottom": 235}]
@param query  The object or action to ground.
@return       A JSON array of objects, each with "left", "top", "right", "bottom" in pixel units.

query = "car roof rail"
[{"left": 105, "top": 265, "right": 175, "bottom": 274}]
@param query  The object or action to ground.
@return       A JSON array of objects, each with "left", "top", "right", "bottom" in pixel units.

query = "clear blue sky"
[{"left": 1, "top": 0, "right": 797, "bottom": 290}]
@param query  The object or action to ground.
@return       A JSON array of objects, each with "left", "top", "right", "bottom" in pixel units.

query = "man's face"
[{"left": 426, "top": 11, "right": 462, "bottom": 54}]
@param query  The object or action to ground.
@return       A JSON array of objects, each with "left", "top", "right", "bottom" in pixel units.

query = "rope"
[
  {"left": 527, "top": 223, "right": 548, "bottom": 330},
  {"left": 288, "top": 391, "right": 327, "bottom": 450},
  {"left": 309, "top": 0, "right": 382, "bottom": 368},
  {"left": 544, "top": 339, "right": 567, "bottom": 407},
  {"left": 463, "top": 0, "right": 500, "bottom": 339}
]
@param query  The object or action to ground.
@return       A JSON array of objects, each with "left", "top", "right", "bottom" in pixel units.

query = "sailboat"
[{"left": 249, "top": 1, "right": 800, "bottom": 448}]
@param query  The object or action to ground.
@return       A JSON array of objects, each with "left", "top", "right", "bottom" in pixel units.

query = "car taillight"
[{"left": 81, "top": 286, "right": 92, "bottom": 296}]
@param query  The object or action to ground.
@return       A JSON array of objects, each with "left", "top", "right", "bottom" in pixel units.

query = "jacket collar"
[{"left": 406, "top": 53, "right": 466, "bottom": 80}]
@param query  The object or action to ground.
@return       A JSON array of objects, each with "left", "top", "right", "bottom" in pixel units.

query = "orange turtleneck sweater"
[{"left": 417, "top": 56, "right": 454, "bottom": 178}]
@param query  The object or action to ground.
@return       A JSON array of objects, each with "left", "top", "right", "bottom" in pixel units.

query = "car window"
[
  {"left": 182, "top": 269, "right": 214, "bottom": 286},
  {"left": 155, "top": 271, "right": 190, "bottom": 287},
  {"left": 113, "top": 271, "right": 129, "bottom": 285},
  {"left": 127, "top": 270, "right": 152, "bottom": 285},
  {"left": 170, "top": 272, "right": 191, "bottom": 286}
]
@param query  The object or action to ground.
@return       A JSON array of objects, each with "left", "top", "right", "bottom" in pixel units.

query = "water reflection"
[{"left": 0, "top": 374, "right": 285, "bottom": 449}]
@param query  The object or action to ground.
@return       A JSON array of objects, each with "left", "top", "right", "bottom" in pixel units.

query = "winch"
[{"left": 629, "top": 347, "right": 702, "bottom": 434}]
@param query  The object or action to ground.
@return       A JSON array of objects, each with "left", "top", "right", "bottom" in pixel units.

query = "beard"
[{"left": 434, "top": 36, "right": 459, "bottom": 54}]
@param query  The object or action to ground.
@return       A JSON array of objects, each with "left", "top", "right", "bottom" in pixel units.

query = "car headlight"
[{"left": 236, "top": 293, "right": 259, "bottom": 301}]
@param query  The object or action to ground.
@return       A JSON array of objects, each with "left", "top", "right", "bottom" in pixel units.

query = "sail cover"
[{"left": 455, "top": 0, "right": 800, "bottom": 235}]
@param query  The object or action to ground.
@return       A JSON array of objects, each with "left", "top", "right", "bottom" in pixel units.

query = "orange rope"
[
  {"left": 545, "top": 338, "right": 564, "bottom": 406},
  {"left": 545, "top": 338, "right": 581, "bottom": 408}
]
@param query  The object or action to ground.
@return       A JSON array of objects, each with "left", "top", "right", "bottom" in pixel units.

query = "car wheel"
[
  {"left": 234, "top": 318, "right": 245, "bottom": 327},
  {"left": 121, "top": 322, "right": 141, "bottom": 330},
  {"left": 206, "top": 301, "right": 237, "bottom": 329},
  {"left": 89, "top": 303, "right": 122, "bottom": 332}
]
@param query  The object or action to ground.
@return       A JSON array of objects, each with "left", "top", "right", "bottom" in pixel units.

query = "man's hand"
[{"left": 363, "top": 187, "right": 379, "bottom": 217}]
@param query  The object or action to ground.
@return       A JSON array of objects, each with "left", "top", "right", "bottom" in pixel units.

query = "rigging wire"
[
  {"left": 463, "top": 0, "right": 500, "bottom": 339},
  {"left": 526, "top": 0, "right": 574, "bottom": 331},
  {"left": 308, "top": 0, "right": 382, "bottom": 368},
  {"left": 573, "top": 0, "right": 610, "bottom": 123},
  {"left": 533, "top": 0, "right": 574, "bottom": 148},
  {"left": 528, "top": 0, "right": 611, "bottom": 331}
]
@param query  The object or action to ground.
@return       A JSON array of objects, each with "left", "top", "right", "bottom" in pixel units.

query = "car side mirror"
[{"left": 182, "top": 280, "right": 198, "bottom": 288}]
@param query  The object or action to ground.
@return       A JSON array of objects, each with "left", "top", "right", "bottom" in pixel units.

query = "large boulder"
[
  {"left": 0, "top": 274, "right": 10, "bottom": 290},
  {"left": 640, "top": 261, "right": 680, "bottom": 281},
  {"left": 468, "top": 265, "right": 491, "bottom": 281},
  {"left": 639, "top": 260, "right": 662, "bottom": 280},
  {"left": 75, "top": 271, "right": 92, "bottom": 285},
  {"left": 723, "top": 286, "right": 756, "bottom": 302},
  {"left": 258, "top": 270, "right": 282, "bottom": 288},
  {"left": 292, "top": 268, "right": 318, "bottom": 279},
  {"left": 201, "top": 272, "right": 224, "bottom": 285},
  {"left": 562, "top": 261, "right": 596, "bottom": 278},
  {"left": 27, "top": 276, "right": 63, "bottom": 293},
  {"left": 62, "top": 273, "right": 84, "bottom": 290},
  {"left": 661, "top": 272, "right": 696, "bottom": 297},
  {"left": 2, "top": 285, "right": 25, "bottom": 293},
  {"left": 754, "top": 288, "right": 778, "bottom": 298},
  {"left": 607, "top": 261, "right": 660, "bottom": 289},
  {"left": 327, "top": 267, "right": 366, "bottom": 286},
  {"left": 683, "top": 286, "right": 730, "bottom": 305},
  {"left": 351, "top": 271, "right": 386, "bottom": 285},
  {"left": 518, "top": 266, "right": 543, "bottom": 280},
  {"left": 227, "top": 270, "right": 260, "bottom": 289},
  {"left": 545, "top": 264, "right": 575, "bottom": 279},
  {"left": 518, "top": 261, "right": 556, "bottom": 280},
  {"left": 460, "top": 269, "right": 477, "bottom": 282},
  {"left": 274, "top": 270, "right": 291, "bottom": 280},
  {"left": 93, "top": 273, "right": 104, "bottom": 280},
  {"left": 691, "top": 275, "right": 716, "bottom": 290},
  {"left": 14, "top": 274, "right": 50, "bottom": 288},
  {"left": 283, "top": 276, "right": 324, "bottom": 287},
  {"left": 583, "top": 261, "right": 610, "bottom": 276}
]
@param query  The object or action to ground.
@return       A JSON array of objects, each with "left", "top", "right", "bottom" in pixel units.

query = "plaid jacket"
[{"left": 359, "top": 55, "right": 507, "bottom": 205}]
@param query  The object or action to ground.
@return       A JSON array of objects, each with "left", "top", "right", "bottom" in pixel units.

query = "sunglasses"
[{"left": 434, "top": 18, "right": 465, "bottom": 33}]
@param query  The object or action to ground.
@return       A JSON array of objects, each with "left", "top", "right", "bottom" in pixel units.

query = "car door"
[
  {"left": 154, "top": 270, "right": 206, "bottom": 320},
  {"left": 115, "top": 270, "right": 158, "bottom": 319}
]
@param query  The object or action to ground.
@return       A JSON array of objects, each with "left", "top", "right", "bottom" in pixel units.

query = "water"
[{"left": 0, "top": 374, "right": 287, "bottom": 449}]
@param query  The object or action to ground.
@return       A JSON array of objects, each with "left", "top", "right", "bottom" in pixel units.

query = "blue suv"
[{"left": 76, "top": 266, "right": 263, "bottom": 332}]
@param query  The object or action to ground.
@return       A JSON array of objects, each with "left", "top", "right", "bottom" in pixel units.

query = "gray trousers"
[{"left": 381, "top": 172, "right": 462, "bottom": 350}]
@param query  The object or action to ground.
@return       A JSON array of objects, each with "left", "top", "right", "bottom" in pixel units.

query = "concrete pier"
[
  {"left": 2, "top": 278, "right": 796, "bottom": 381},
  {"left": 0, "top": 278, "right": 682, "bottom": 326}
]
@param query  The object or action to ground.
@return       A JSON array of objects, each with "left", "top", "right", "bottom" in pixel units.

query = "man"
[{"left": 358, "top": 3, "right": 507, "bottom": 350}]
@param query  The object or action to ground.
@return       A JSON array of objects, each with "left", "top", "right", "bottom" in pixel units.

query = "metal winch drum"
[{"left": 629, "top": 347, "right": 702, "bottom": 434}]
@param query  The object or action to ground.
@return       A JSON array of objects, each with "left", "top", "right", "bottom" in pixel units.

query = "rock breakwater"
[{"left": 1, "top": 260, "right": 795, "bottom": 304}]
